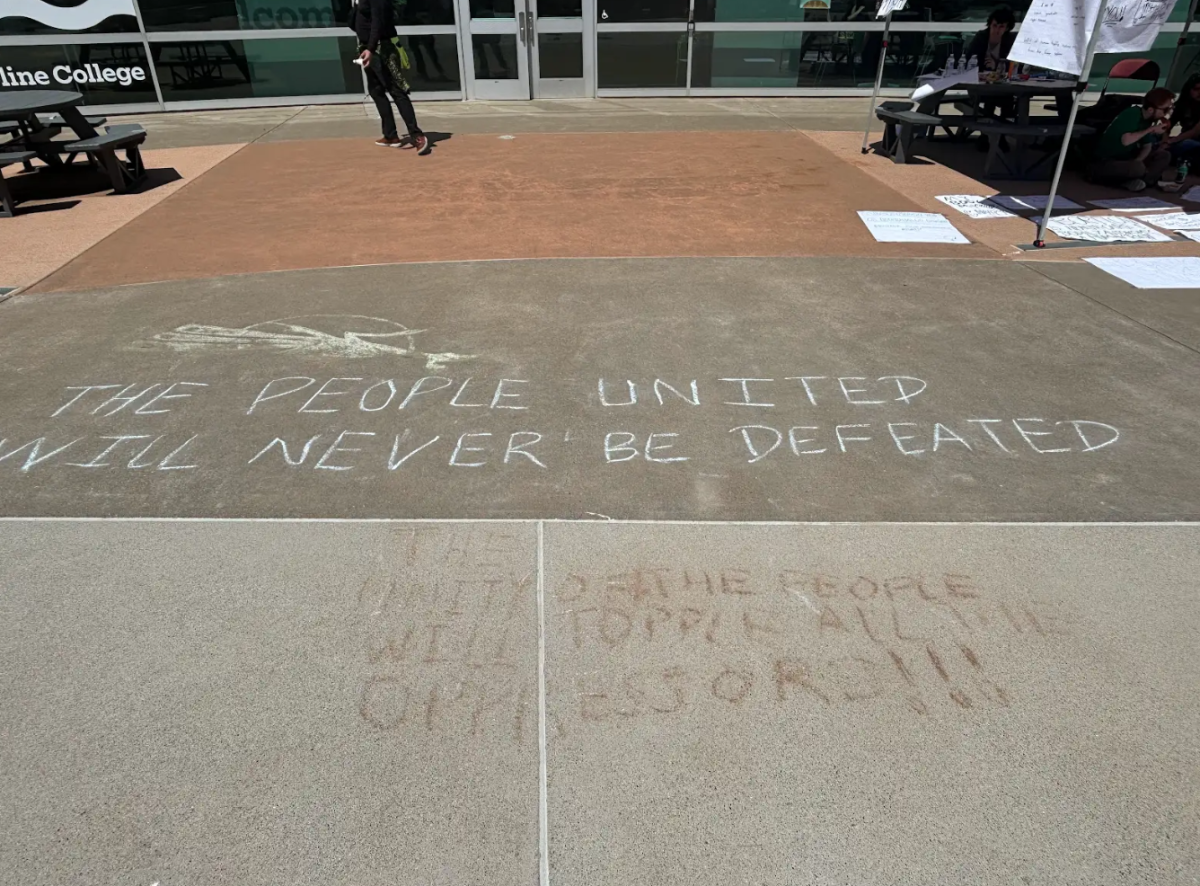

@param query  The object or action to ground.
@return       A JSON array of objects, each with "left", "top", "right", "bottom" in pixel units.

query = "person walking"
[{"left": 350, "top": 0, "right": 430, "bottom": 154}]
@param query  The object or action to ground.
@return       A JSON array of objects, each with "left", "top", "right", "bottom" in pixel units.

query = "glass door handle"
[
  {"left": 518, "top": 11, "right": 527, "bottom": 45},
  {"left": 528, "top": 11, "right": 536, "bottom": 45}
]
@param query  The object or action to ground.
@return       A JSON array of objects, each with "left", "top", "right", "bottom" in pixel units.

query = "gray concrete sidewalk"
[
  {"left": 1, "top": 257, "right": 1197, "bottom": 520},
  {"left": 1, "top": 520, "right": 1195, "bottom": 886},
  {"left": 110, "top": 97, "right": 883, "bottom": 149}
]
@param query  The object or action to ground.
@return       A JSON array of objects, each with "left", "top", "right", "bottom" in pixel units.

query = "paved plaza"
[{"left": 0, "top": 98, "right": 1197, "bottom": 886}]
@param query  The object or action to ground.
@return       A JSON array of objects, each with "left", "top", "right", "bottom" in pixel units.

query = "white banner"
[
  {"left": 1009, "top": 0, "right": 1179, "bottom": 76},
  {"left": 877, "top": 0, "right": 908, "bottom": 18}
]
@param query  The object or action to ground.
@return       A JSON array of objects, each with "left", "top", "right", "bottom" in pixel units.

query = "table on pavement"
[
  {"left": 0, "top": 89, "right": 100, "bottom": 168},
  {"left": 913, "top": 77, "right": 1081, "bottom": 179}
]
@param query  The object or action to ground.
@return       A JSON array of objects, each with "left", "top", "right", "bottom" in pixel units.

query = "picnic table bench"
[
  {"left": 61, "top": 123, "right": 147, "bottom": 192},
  {"left": 0, "top": 150, "right": 36, "bottom": 218},
  {"left": 973, "top": 118, "right": 1096, "bottom": 180},
  {"left": 875, "top": 103, "right": 943, "bottom": 163}
]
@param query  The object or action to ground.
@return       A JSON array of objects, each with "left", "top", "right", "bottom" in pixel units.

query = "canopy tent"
[{"left": 1004, "top": 0, "right": 1181, "bottom": 247}]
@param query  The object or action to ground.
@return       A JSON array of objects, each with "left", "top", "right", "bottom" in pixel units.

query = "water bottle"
[{"left": 1176, "top": 160, "right": 1190, "bottom": 184}]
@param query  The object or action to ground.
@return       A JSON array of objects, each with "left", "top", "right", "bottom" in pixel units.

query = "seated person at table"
[
  {"left": 1089, "top": 87, "right": 1174, "bottom": 192},
  {"left": 1168, "top": 73, "right": 1200, "bottom": 166},
  {"left": 964, "top": 6, "right": 1017, "bottom": 72}
]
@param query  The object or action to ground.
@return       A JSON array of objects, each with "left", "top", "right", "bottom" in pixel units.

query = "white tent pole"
[
  {"left": 1167, "top": 0, "right": 1200, "bottom": 88},
  {"left": 1035, "top": 0, "right": 1112, "bottom": 248},
  {"left": 861, "top": 8, "right": 895, "bottom": 154}
]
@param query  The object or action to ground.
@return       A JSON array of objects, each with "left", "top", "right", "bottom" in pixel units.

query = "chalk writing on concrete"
[
  {"left": 138, "top": 316, "right": 476, "bottom": 371},
  {"left": 555, "top": 567, "right": 1075, "bottom": 724},
  {"left": 0, "top": 373, "right": 1126, "bottom": 479},
  {"left": 351, "top": 539, "right": 1078, "bottom": 742},
  {"left": 355, "top": 528, "right": 540, "bottom": 744}
]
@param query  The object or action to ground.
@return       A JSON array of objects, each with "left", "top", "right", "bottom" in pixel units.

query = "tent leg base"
[{"left": 1016, "top": 239, "right": 1109, "bottom": 251}]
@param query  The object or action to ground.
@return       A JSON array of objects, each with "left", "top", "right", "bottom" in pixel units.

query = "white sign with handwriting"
[
  {"left": 1009, "top": 0, "right": 1179, "bottom": 77},
  {"left": 857, "top": 211, "right": 970, "bottom": 244},
  {"left": 936, "top": 195, "right": 1018, "bottom": 219},
  {"left": 1034, "top": 215, "right": 1173, "bottom": 242}
]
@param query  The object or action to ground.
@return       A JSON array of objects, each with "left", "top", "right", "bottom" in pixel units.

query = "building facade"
[{"left": 2, "top": 0, "right": 1198, "bottom": 113}]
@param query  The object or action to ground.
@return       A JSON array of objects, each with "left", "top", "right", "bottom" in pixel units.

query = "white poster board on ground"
[
  {"left": 991, "top": 194, "right": 1083, "bottom": 212},
  {"left": 1085, "top": 256, "right": 1200, "bottom": 288},
  {"left": 1088, "top": 196, "right": 1179, "bottom": 211},
  {"left": 936, "top": 195, "right": 1018, "bottom": 219},
  {"left": 858, "top": 211, "right": 970, "bottom": 243},
  {"left": 1033, "top": 215, "right": 1174, "bottom": 241},
  {"left": 1135, "top": 211, "right": 1200, "bottom": 229},
  {"left": 1009, "top": 0, "right": 1179, "bottom": 77}
]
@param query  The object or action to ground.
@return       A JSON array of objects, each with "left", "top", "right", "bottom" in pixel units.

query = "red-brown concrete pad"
[
  {"left": 0, "top": 144, "right": 243, "bottom": 291},
  {"left": 809, "top": 130, "right": 1200, "bottom": 260},
  {"left": 31, "top": 131, "right": 998, "bottom": 293}
]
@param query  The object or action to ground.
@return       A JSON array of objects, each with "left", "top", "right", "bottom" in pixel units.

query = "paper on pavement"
[
  {"left": 936, "top": 195, "right": 1018, "bottom": 219},
  {"left": 1134, "top": 212, "right": 1200, "bottom": 230},
  {"left": 1032, "top": 214, "right": 1173, "bottom": 242},
  {"left": 857, "top": 211, "right": 970, "bottom": 243},
  {"left": 1085, "top": 256, "right": 1200, "bottom": 289},
  {"left": 990, "top": 194, "right": 1083, "bottom": 212},
  {"left": 1088, "top": 196, "right": 1178, "bottom": 212}
]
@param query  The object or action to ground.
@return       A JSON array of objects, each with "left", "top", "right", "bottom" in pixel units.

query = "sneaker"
[
  {"left": 375, "top": 136, "right": 402, "bottom": 147},
  {"left": 1122, "top": 178, "right": 1147, "bottom": 192},
  {"left": 413, "top": 133, "right": 431, "bottom": 155}
]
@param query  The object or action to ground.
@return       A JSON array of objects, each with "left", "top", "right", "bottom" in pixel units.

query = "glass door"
[
  {"left": 458, "top": 0, "right": 594, "bottom": 99},
  {"left": 460, "top": 0, "right": 532, "bottom": 99},
  {"left": 528, "top": 0, "right": 594, "bottom": 98}
]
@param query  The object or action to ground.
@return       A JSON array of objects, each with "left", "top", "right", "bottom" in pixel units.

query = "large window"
[
  {"left": 691, "top": 27, "right": 982, "bottom": 90},
  {"left": 598, "top": 32, "right": 688, "bottom": 87},
  {"left": 396, "top": 35, "right": 461, "bottom": 90},
  {"left": 597, "top": 0, "right": 688, "bottom": 23},
  {"left": 0, "top": 43, "right": 157, "bottom": 105},
  {"left": 139, "top": 0, "right": 353, "bottom": 31},
  {"left": 151, "top": 36, "right": 360, "bottom": 100}
]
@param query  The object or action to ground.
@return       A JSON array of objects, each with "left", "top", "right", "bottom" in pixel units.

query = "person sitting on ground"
[
  {"left": 1090, "top": 86, "right": 1174, "bottom": 192},
  {"left": 964, "top": 6, "right": 1017, "bottom": 72},
  {"left": 1168, "top": 73, "right": 1200, "bottom": 167}
]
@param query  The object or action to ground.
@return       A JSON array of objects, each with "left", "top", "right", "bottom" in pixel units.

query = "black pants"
[{"left": 366, "top": 60, "right": 422, "bottom": 139}]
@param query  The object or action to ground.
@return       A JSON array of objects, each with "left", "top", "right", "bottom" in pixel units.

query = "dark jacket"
[
  {"left": 1171, "top": 75, "right": 1200, "bottom": 135},
  {"left": 349, "top": 0, "right": 396, "bottom": 52},
  {"left": 964, "top": 28, "right": 1016, "bottom": 70}
]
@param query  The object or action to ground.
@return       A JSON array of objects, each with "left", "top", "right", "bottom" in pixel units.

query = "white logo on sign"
[{"left": 2, "top": 0, "right": 136, "bottom": 30}]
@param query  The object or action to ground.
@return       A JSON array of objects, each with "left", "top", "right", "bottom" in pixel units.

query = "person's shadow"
[{"left": 401, "top": 132, "right": 452, "bottom": 153}]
